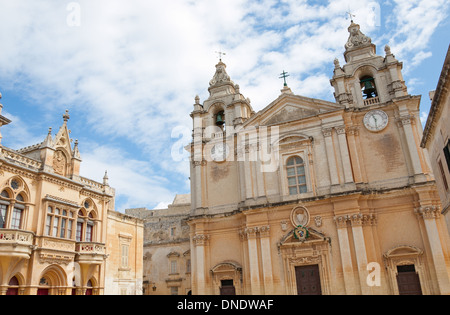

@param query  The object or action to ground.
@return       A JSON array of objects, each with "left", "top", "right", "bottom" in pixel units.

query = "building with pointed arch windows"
[{"left": 0, "top": 104, "right": 143, "bottom": 295}]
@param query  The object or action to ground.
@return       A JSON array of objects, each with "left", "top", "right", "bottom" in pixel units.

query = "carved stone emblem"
[
  {"left": 290, "top": 206, "right": 310, "bottom": 227},
  {"left": 53, "top": 151, "right": 66, "bottom": 176}
]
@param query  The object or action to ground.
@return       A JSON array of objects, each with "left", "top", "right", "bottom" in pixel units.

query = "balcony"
[
  {"left": 363, "top": 96, "right": 380, "bottom": 106},
  {"left": 0, "top": 229, "right": 35, "bottom": 258},
  {"left": 75, "top": 242, "right": 107, "bottom": 264}
]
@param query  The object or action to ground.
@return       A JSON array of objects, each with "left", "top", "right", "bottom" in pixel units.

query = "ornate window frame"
[
  {"left": 210, "top": 261, "right": 243, "bottom": 295},
  {"left": 276, "top": 133, "right": 315, "bottom": 199}
]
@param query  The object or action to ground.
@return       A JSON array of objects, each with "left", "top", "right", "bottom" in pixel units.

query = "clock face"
[
  {"left": 211, "top": 143, "right": 230, "bottom": 162},
  {"left": 364, "top": 110, "right": 389, "bottom": 132}
]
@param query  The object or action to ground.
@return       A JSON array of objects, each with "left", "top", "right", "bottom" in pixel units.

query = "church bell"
[
  {"left": 216, "top": 112, "right": 225, "bottom": 126},
  {"left": 361, "top": 77, "right": 377, "bottom": 99}
]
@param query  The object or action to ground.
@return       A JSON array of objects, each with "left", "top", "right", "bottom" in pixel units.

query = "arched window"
[
  {"left": 76, "top": 209, "right": 97, "bottom": 242},
  {"left": 0, "top": 191, "right": 10, "bottom": 229},
  {"left": 46, "top": 206, "right": 75, "bottom": 239},
  {"left": 11, "top": 194, "right": 25, "bottom": 230},
  {"left": 287, "top": 156, "right": 307, "bottom": 195}
]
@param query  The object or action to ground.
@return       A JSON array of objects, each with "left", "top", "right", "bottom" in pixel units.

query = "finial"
[
  {"left": 0, "top": 92, "right": 2, "bottom": 100},
  {"left": 63, "top": 109, "right": 70, "bottom": 122},
  {"left": 385, "top": 45, "right": 392, "bottom": 55},
  {"left": 48, "top": 127, "right": 52, "bottom": 135},
  {"left": 103, "top": 170, "right": 109, "bottom": 186},
  {"left": 334, "top": 58, "right": 341, "bottom": 69},
  {"left": 279, "top": 70, "right": 290, "bottom": 87},
  {"left": 195, "top": 95, "right": 200, "bottom": 104}
]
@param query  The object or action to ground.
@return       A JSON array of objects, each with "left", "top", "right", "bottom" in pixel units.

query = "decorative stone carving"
[
  {"left": 415, "top": 206, "right": 440, "bottom": 219},
  {"left": 290, "top": 206, "right": 310, "bottom": 227},
  {"left": 259, "top": 225, "right": 271, "bottom": 238},
  {"left": 209, "top": 61, "right": 231, "bottom": 86},
  {"left": 193, "top": 234, "right": 210, "bottom": 246},
  {"left": 346, "top": 126, "right": 360, "bottom": 136},
  {"left": 334, "top": 213, "right": 377, "bottom": 227},
  {"left": 314, "top": 216, "right": 322, "bottom": 228},
  {"left": 322, "top": 128, "right": 333, "bottom": 138},
  {"left": 334, "top": 215, "right": 349, "bottom": 229},
  {"left": 345, "top": 22, "right": 372, "bottom": 50},
  {"left": 335, "top": 126, "right": 347, "bottom": 135},
  {"left": 53, "top": 150, "right": 66, "bottom": 176}
]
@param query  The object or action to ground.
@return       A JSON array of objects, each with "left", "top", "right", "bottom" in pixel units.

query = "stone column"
[
  {"left": 193, "top": 234, "right": 210, "bottom": 295},
  {"left": 350, "top": 214, "right": 371, "bottom": 295},
  {"left": 398, "top": 116, "right": 423, "bottom": 177},
  {"left": 259, "top": 226, "right": 274, "bottom": 295},
  {"left": 245, "top": 227, "right": 261, "bottom": 295},
  {"left": 334, "top": 215, "right": 357, "bottom": 294},
  {"left": 336, "top": 126, "right": 354, "bottom": 184},
  {"left": 189, "top": 231, "right": 197, "bottom": 295},
  {"left": 345, "top": 127, "right": 364, "bottom": 183},
  {"left": 323, "top": 128, "right": 339, "bottom": 185},
  {"left": 415, "top": 206, "right": 450, "bottom": 295}
]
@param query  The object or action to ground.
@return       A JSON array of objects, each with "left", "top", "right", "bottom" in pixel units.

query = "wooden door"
[
  {"left": 295, "top": 265, "right": 322, "bottom": 295},
  {"left": 37, "top": 289, "right": 49, "bottom": 295},
  {"left": 220, "top": 280, "right": 236, "bottom": 295},
  {"left": 397, "top": 265, "right": 422, "bottom": 295}
]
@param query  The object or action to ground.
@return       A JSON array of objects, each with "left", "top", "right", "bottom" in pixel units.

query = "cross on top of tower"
[
  {"left": 63, "top": 109, "right": 70, "bottom": 122},
  {"left": 346, "top": 10, "right": 356, "bottom": 23},
  {"left": 279, "top": 70, "right": 290, "bottom": 87},
  {"left": 215, "top": 51, "right": 226, "bottom": 61}
]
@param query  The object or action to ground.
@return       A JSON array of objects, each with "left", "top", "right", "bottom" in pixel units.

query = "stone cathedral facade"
[{"left": 185, "top": 22, "right": 450, "bottom": 295}]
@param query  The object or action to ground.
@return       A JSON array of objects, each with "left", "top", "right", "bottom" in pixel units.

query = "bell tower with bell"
[
  {"left": 189, "top": 56, "right": 254, "bottom": 214},
  {"left": 330, "top": 20, "right": 409, "bottom": 109},
  {"left": 330, "top": 19, "right": 432, "bottom": 185}
]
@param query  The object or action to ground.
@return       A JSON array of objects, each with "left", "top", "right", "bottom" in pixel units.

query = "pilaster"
[
  {"left": 415, "top": 206, "right": 450, "bottom": 294},
  {"left": 323, "top": 128, "right": 339, "bottom": 186},
  {"left": 334, "top": 215, "right": 357, "bottom": 294},
  {"left": 259, "top": 225, "right": 274, "bottom": 295},
  {"left": 336, "top": 126, "right": 354, "bottom": 184},
  {"left": 192, "top": 234, "right": 210, "bottom": 295}
]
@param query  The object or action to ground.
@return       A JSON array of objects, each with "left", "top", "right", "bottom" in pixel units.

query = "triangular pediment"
[
  {"left": 53, "top": 123, "right": 73, "bottom": 155},
  {"left": 265, "top": 104, "right": 318, "bottom": 125},
  {"left": 245, "top": 93, "right": 343, "bottom": 127},
  {"left": 279, "top": 226, "right": 329, "bottom": 246}
]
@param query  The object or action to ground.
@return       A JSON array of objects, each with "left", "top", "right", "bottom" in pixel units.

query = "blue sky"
[{"left": 0, "top": 0, "right": 448, "bottom": 211}]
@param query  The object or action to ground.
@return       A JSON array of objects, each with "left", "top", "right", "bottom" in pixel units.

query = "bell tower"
[
  {"left": 331, "top": 21, "right": 432, "bottom": 185},
  {"left": 189, "top": 59, "right": 254, "bottom": 214},
  {"left": 330, "top": 21, "right": 408, "bottom": 108}
]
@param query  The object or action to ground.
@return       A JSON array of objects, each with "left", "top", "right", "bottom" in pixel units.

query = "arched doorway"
[
  {"left": 86, "top": 280, "right": 93, "bottom": 295},
  {"left": 38, "top": 265, "right": 68, "bottom": 295},
  {"left": 6, "top": 276, "right": 19, "bottom": 295}
]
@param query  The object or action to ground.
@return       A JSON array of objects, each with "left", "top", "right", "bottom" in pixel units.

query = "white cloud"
[
  {"left": 0, "top": 0, "right": 447, "bottom": 210},
  {"left": 420, "top": 111, "right": 429, "bottom": 126},
  {"left": 412, "top": 51, "right": 433, "bottom": 67},
  {"left": 79, "top": 142, "right": 176, "bottom": 211},
  {"left": 153, "top": 201, "right": 171, "bottom": 210}
]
